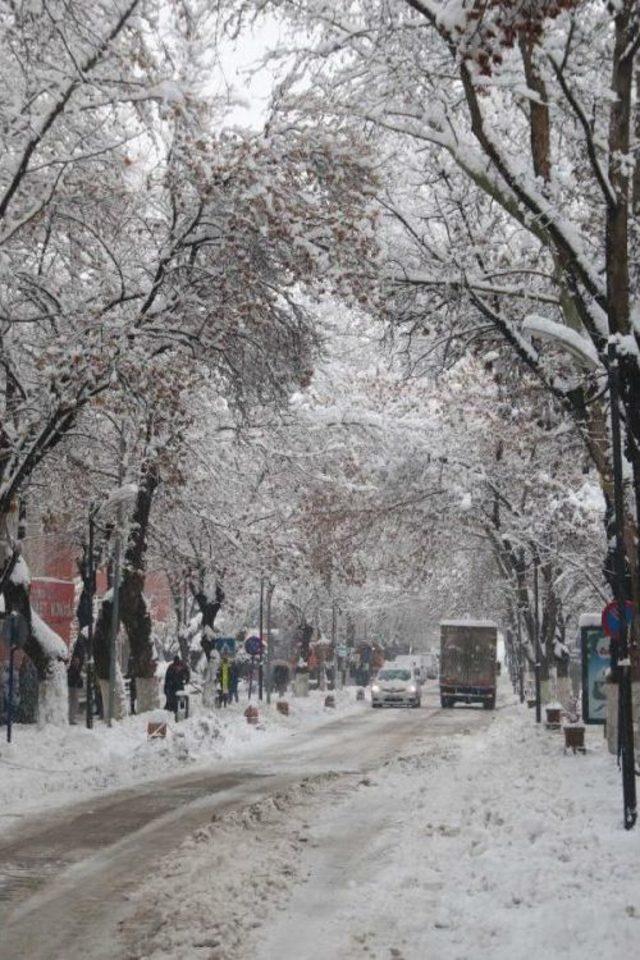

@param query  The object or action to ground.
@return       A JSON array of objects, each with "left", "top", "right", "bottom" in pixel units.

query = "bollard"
[
  {"left": 564, "top": 724, "right": 586, "bottom": 754},
  {"left": 545, "top": 705, "right": 562, "bottom": 730},
  {"left": 356, "top": 689, "right": 365, "bottom": 701},
  {"left": 175, "top": 692, "right": 190, "bottom": 722},
  {"left": 276, "top": 700, "right": 290, "bottom": 716},
  {"left": 245, "top": 705, "right": 259, "bottom": 725}
]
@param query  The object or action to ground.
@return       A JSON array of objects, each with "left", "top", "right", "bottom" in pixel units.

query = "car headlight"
[
  {"left": 371, "top": 684, "right": 380, "bottom": 693},
  {"left": 407, "top": 685, "right": 416, "bottom": 694}
]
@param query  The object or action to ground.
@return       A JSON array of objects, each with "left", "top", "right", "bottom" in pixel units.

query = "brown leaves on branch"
[{"left": 442, "top": 0, "right": 582, "bottom": 75}]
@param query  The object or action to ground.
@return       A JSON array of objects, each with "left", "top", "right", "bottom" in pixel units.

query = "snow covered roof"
[
  {"left": 440, "top": 620, "right": 497, "bottom": 629},
  {"left": 578, "top": 613, "right": 602, "bottom": 628}
]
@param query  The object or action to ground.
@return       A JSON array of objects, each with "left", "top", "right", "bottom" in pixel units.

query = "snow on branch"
[{"left": 522, "top": 315, "right": 601, "bottom": 370}]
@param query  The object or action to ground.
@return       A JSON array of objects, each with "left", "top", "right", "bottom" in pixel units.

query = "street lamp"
[
  {"left": 516, "top": 607, "right": 525, "bottom": 704},
  {"left": 524, "top": 316, "right": 636, "bottom": 828},
  {"left": 265, "top": 579, "right": 275, "bottom": 705},
  {"left": 78, "top": 502, "right": 101, "bottom": 729},
  {"left": 607, "top": 340, "right": 636, "bottom": 830},
  {"left": 533, "top": 550, "right": 541, "bottom": 724},
  {"left": 258, "top": 575, "right": 264, "bottom": 701}
]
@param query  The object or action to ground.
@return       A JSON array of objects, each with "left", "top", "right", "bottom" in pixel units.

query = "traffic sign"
[
  {"left": 215, "top": 636, "right": 236, "bottom": 657},
  {"left": 601, "top": 600, "right": 634, "bottom": 638},
  {"left": 245, "top": 635, "right": 263, "bottom": 657}
]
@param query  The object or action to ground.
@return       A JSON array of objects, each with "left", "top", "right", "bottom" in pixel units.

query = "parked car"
[{"left": 371, "top": 667, "right": 421, "bottom": 708}]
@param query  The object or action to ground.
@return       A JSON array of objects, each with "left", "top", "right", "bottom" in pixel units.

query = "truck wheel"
[
  {"left": 483, "top": 698, "right": 495, "bottom": 710},
  {"left": 441, "top": 697, "right": 453, "bottom": 709}
]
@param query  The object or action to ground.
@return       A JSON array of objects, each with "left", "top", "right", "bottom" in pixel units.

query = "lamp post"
[
  {"left": 258, "top": 575, "right": 264, "bottom": 701},
  {"left": 516, "top": 607, "right": 525, "bottom": 704},
  {"left": 265, "top": 580, "right": 275, "bottom": 705},
  {"left": 533, "top": 551, "right": 541, "bottom": 724},
  {"left": 84, "top": 503, "right": 99, "bottom": 729},
  {"left": 107, "top": 508, "right": 122, "bottom": 728},
  {"left": 522, "top": 318, "right": 636, "bottom": 826},
  {"left": 106, "top": 430, "right": 127, "bottom": 728},
  {"left": 607, "top": 340, "right": 637, "bottom": 830}
]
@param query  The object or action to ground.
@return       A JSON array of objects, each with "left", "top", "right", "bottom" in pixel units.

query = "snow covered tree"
[
  {"left": 231, "top": 0, "right": 640, "bottom": 664},
  {"left": 0, "top": 1, "right": 380, "bottom": 708}
]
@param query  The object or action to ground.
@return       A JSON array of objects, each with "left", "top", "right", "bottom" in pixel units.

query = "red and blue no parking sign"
[
  {"left": 601, "top": 600, "right": 634, "bottom": 638},
  {"left": 245, "top": 635, "right": 263, "bottom": 657}
]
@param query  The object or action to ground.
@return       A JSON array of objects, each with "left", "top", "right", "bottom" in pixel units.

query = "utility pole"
[
  {"left": 265, "top": 580, "right": 274, "bottom": 704},
  {"left": 331, "top": 599, "right": 339, "bottom": 690},
  {"left": 107, "top": 431, "right": 125, "bottom": 727},
  {"left": 6, "top": 615, "right": 16, "bottom": 743},
  {"left": 516, "top": 607, "right": 524, "bottom": 704},
  {"left": 85, "top": 504, "right": 98, "bottom": 729},
  {"left": 608, "top": 340, "right": 637, "bottom": 830},
  {"left": 533, "top": 552, "right": 541, "bottom": 724},
  {"left": 258, "top": 575, "right": 264, "bottom": 701}
]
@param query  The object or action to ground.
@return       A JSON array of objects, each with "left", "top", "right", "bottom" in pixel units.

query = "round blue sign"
[{"left": 245, "top": 635, "right": 263, "bottom": 656}]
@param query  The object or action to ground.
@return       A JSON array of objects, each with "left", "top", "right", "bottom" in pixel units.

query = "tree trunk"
[
  {"left": 93, "top": 462, "right": 161, "bottom": 710},
  {"left": 119, "top": 463, "right": 159, "bottom": 678},
  {"left": 190, "top": 579, "right": 225, "bottom": 660},
  {"left": 1, "top": 525, "right": 69, "bottom": 724},
  {"left": 168, "top": 570, "right": 191, "bottom": 662}
]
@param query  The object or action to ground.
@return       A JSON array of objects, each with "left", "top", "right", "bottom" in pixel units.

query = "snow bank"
[
  {"left": 37, "top": 657, "right": 68, "bottom": 728},
  {"left": 256, "top": 700, "right": 636, "bottom": 960},
  {"left": 114, "top": 693, "right": 640, "bottom": 960},
  {"left": 0, "top": 688, "right": 360, "bottom": 820}
]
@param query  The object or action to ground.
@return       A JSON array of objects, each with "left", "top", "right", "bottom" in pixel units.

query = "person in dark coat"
[
  {"left": 229, "top": 660, "right": 240, "bottom": 703},
  {"left": 125, "top": 656, "right": 137, "bottom": 715},
  {"left": 217, "top": 656, "right": 231, "bottom": 708},
  {"left": 164, "top": 655, "right": 190, "bottom": 713}
]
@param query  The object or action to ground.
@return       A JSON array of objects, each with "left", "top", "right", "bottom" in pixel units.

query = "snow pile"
[
  {"left": 0, "top": 688, "right": 360, "bottom": 819},
  {"left": 253, "top": 702, "right": 637, "bottom": 960},
  {"left": 119, "top": 695, "right": 640, "bottom": 960},
  {"left": 36, "top": 657, "right": 68, "bottom": 728},
  {"left": 118, "top": 772, "right": 351, "bottom": 960}
]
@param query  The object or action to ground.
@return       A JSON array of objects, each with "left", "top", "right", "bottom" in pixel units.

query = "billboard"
[
  {"left": 581, "top": 623, "right": 609, "bottom": 724},
  {"left": 30, "top": 577, "right": 76, "bottom": 645}
]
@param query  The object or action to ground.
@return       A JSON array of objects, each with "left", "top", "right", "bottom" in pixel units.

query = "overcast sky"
[{"left": 214, "top": 18, "right": 284, "bottom": 129}]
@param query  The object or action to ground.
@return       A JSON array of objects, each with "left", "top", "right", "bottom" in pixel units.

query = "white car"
[{"left": 371, "top": 668, "right": 421, "bottom": 708}]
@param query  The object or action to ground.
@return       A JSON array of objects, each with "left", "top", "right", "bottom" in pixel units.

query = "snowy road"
[
  {"left": 0, "top": 684, "right": 488, "bottom": 960},
  {"left": 3, "top": 685, "right": 628, "bottom": 960}
]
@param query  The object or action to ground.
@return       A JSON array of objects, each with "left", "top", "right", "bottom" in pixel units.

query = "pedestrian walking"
[
  {"left": 217, "top": 655, "right": 231, "bottom": 707},
  {"left": 230, "top": 659, "right": 240, "bottom": 703},
  {"left": 164, "top": 655, "right": 190, "bottom": 713},
  {"left": 126, "top": 656, "right": 137, "bottom": 715},
  {"left": 273, "top": 662, "right": 290, "bottom": 697}
]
